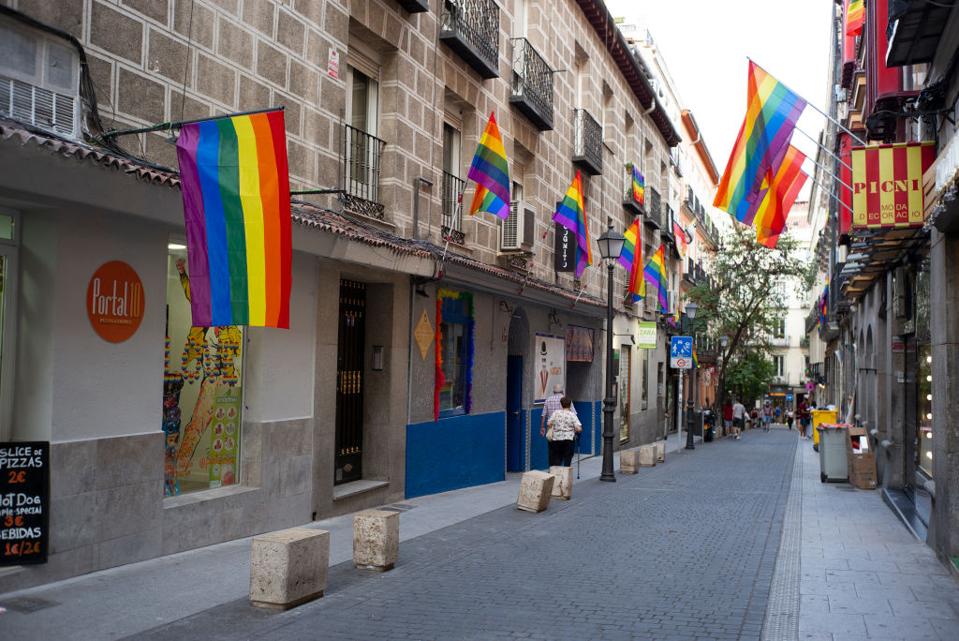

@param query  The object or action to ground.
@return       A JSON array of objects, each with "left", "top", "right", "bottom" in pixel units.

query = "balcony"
[
  {"left": 684, "top": 258, "right": 708, "bottom": 286},
  {"left": 572, "top": 109, "right": 603, "bottom": 176},
  {"left": 622, "top": 164, "right": 645, "bottom": 216},
  {"left": 645, "top": 187, "right": 662, "bottom": 229},
  {"left": 341, "top": 124, "right": 387, "bottom": 219},
  {"left": 509, "top": 38, "right": 553, "bottom": 131},
  {"left": 886, "top": 0, "right": 956, "bottom": 67},
  {"left": 394, "top": 0, "right": 429, "bottom": 12},
  {"left": 440, "top": 0, "right": 500, "bottom": 79},
  {"left": 441, "top": 171, "right": 467, "bottom": 244}
]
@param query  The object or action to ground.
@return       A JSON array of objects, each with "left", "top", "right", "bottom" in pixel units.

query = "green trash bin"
[{"left": 818, "top": 423, "right": 849, "bottom": 483}]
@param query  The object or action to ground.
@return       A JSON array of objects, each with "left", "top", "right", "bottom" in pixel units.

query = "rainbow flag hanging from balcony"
[
  {"left": 618, "top": 219, "right": 644, "bottom": 302},
  {"left": 176, "top": 109, "right": 292, "bottom": 329},
  {"left": 467, "top": 112, "right": 510, "bottom": 219},
  {"left": 631, "top": 164, "right": 645, "bottom": 206},
  {"left": 846, "top": 0, "right": 864, "bottom": 36},
  {"left": 714, "top": 62, "right": 806, "bottom": 223},
  {"left": 643, "top": 244, "right": 669, "bottom": 314},
  {"left": 553, "top": 170, "right": 592, "bottom": 278}
]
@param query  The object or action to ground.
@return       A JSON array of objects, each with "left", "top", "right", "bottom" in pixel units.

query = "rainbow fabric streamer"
[
  {"left": 553, "top": 171, "right": 592, "bottom": 278},
  {"left": 618, "top": 219, "right": 644, "bottom": 302},
  {"left": 643, "top": 244, "right": 669, "bottom": 314},
  {"left": 467, "top": 112, "right": 510, "bottom": 219},
  {"left": 673, "top": 221, "right": 689, "bottom": 255},
  {"left": 692, "top": 347, "right": 699, "bottom": 369},
  {"left": 846, "top": 0, "right": 864, "bottom": 36},
  {"left": 631, "top": 164, "right": 645, "bottom": 206},
  {"left": 714, "top": 62, "right": 806, "bottom": 223},
  {"left": 753, "top": 145, "right": 808, "bottom": 248},
  {"left": 176, "top": 109, "right": 292, "bottom": 328}
]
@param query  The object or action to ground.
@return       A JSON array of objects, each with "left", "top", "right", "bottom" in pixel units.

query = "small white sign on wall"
[{"left": 327, "top": 48, "right": 339, "bottom": 80}]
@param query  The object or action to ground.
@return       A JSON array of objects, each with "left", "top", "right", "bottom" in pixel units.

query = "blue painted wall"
[
  {"left": 573, "top": 400, "right": 596, "bottom": 455},
  {"left": 530, "top": 407, "right": 548, "bottom": 470},
  {"left": 405, "top": 411, "right": 506, "bottom": 498}
]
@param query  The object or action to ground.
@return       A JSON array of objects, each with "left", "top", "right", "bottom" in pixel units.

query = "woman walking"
[{"left": 546, "top": 396, "right": 582, "bottom": 466}]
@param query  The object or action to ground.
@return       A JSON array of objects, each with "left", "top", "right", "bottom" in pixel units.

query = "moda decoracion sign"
[
  {"left": 851, "top": 142, "right": 935, "bottom": 229},
  {"left": 0, "top": 442, "right": 49, "bottom": 565},
  {"left": 636, "top": 321, "right": 658, "bottom": 349},
  {"left": 86, "top": 261, "right": 145, "bottom": 343}
]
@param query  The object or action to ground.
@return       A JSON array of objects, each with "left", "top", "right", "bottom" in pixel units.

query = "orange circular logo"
[{"left": 86, "top": 261, "right": 145, "bottom": 343}]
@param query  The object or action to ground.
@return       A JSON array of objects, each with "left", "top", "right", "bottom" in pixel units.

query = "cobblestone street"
[{"left": 128, "top": 431, "right": 795, "bottom": 641}]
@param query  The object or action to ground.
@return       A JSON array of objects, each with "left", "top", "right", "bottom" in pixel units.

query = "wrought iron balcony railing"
[
  {"left": 441, "top": 171, "right": 467, "bottom": 244},
  {"left": 341, "top": 124, "right": 387, "bottom": 219},
  {"left": 662, "top": 205, "right": 676, "bottom": 241},
  {"left": 572, "top": 109, "right": 602, "bottom": 175},
  {"left": 440, "top": 0, "right": 500, "bottom": 79},
  {"left": 509, "top": 38, "right": 553, "bottom": 131},
  {"left": 622, "top": 163, "right": 645, "bottom": 215}
]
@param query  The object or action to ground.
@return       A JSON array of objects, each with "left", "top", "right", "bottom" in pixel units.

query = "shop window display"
[
  {"left": 915, "top": 265, "right": 933, "bottom": 478},
  {"left": 163, "top": 245, "right": 243, "bottom": 496}
]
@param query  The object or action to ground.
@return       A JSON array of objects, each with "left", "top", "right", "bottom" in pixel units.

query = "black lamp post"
[
  {"left": 684, "top": 302, "right": 698, "bottom": 450},
  {"left": 597, "top": 224, "right": 625, "bottom": 482}
]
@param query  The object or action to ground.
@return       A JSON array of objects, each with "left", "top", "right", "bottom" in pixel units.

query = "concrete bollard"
[
  {"left": 655, "top": 440, "right": 666, "bottom": 464},
  {"left": 639, "top": 444, "right": 657, "bottom": 467},
  {"left": 517, "top": 470, "right": 555, "bottom": 512},
  {"left": 548, "top": 466, "right": 573, "bottom": 500},
  {"left": 250, "top": 527, "right": 329, "bottom": 610},
  {"left": 619, "top": 450, "right": 640, "bottom": 474},
  {"left": 353, "top": 509, "right": 399, "bottom": 571}
]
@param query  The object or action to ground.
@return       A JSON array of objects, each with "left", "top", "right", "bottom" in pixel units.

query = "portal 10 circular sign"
[{"left": 86, "top": 261, "right": 145, "bottom": 343}]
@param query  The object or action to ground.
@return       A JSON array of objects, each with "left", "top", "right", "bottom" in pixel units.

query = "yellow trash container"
[{"left": 811, "top": 409, "right": 839, "bottom": 450}]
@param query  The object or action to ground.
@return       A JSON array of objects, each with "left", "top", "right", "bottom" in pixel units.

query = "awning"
[{"left": 885, "top": 0, "right": 957, "bottom": 67}]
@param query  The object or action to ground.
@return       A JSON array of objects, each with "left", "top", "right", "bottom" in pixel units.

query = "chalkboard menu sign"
[{"left": 0, "top": 442, "right": 49, "bottom": 565}]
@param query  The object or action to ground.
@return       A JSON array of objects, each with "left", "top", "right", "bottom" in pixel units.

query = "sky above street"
[{"left": 607, "top": 0, "right": 832, "bottom": 177}]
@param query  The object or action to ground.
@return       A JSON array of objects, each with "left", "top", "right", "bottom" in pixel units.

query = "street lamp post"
[
  {"left": 597, "top": 225, "right": 625, "bottom": 483},
  {"left": 685, "top": 303, "right": 698, "bottom": 450}
]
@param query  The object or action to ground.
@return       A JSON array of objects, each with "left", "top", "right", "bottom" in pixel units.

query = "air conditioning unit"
[
  {"left": 500, "top": 202, "right": 535, "bottom": 252},
  {"left": 0, "top": 19, "right": 80, "bottom": 139}
]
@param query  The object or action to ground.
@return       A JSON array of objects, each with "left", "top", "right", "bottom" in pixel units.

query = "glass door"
[{"left": 0, "top": 211, "right": 18, "bottom": 441}]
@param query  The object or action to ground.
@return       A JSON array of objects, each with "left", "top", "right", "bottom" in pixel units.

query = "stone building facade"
[{"left": 0, "top": 0, "right": 694, "bottom": 590}]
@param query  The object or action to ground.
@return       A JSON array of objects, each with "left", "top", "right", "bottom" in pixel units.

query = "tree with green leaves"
[{"left": 686, "top": 227, "right": 808, "bottom": 409}]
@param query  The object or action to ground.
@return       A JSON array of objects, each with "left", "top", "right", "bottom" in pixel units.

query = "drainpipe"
[
  {"left": 644, "top": 101, "right": 657, "bottom": 115},
  {"left": 834, "top": 348, "right": 844, "bottom": 413}
]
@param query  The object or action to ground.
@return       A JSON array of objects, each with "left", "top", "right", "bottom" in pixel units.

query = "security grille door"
[{"left": 335, "top": 280, "right": 366, "bottom": 485}]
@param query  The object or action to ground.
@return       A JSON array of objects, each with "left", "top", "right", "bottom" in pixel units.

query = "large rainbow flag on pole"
[
  {"left": 643, "top": 244, "right": 669, "bottom": 313},
  {"left": 176, "top": 109, "right": 292, "bottom": 328},
  {"left": 553, "top": 170, "right": 592, "bottom": 278},
  {"left": 714, "top": 62, "right": 806, "bottom": 222},
  {"left": 467, "top": 112, "right": 510, "bottom": 219},
  {"left": 753, "top": 145, "right": 808, "bottom": 248},
  {"left": 618, "top": 219, "right": 644, "bottom": 301}
]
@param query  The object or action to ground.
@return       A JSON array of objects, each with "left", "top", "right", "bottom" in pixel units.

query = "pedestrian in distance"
[
  {"left": 732, "top": 398, "right": 746, "bottom": 439},
  {"left": 786, "top": 408, "right": 794, "bottom": 430},
  {"left": 546, "top": 396, "right": 582, "bottom": 466},
  {"left": 723, "top": 399, "right": 734, "bottom": 438},
  {"left": 762, "top": 402, "right": 772, "bottom": 432},
  {"left": 774, "top": 405, "right": 782, "bottom": 424},
  {"left": 797, "top": 399, "right": 811, "bottom": 439},
  {"left": 540, "top": 384, "right": 575, "bottom": 440}
]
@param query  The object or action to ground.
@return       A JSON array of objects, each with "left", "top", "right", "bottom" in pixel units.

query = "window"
[
  {"left": 0, "top": 18, "right": 80, "bottom": 138},
  {"left": 439, "top": 293, "right": 472, "bottom": 414},
  {"left": 774, "top": 318, "right": 786, "bottom": 339},
  {"left": 442, "top": 123, "right": 465, "bottom": 233},
  {"left": 773, "top": 355, "right": 784, "bottom": 377},
  {"left": 344, "top": 66, "right": 381, "bottom": 202},
  {"left": 0, "top": 210, "right": 18, "bottom": 440},
  {"left": 163, "top": 241, "right": 244, "bottom": 496}
]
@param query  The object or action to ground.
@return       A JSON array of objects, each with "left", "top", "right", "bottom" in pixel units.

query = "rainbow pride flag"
[
  {"left": 714, "top": 62, "right": 806, "bottom": 223},
  {"left": 643, "top": 244, "right": 669, "bottom": 313},
  {"left": 176, "top": 109, "right": 292, "bottom": 328},
  {"left": 631, "top": 164, "right": 645, "bottom": 206},
  {"left": 846, "top": 0, "right": 864, "bottom": 36},
  {"left": 467, "top": 112, "right": 510, "bottom": 219},
  {"left": 618, "top": 219, "right": 644, "bottom": 301},
  {"left": 754, "top": 145, "right": 808, "bottom": 248},
  {"left": 553, "top": 171, "right": 592, "bottom": 278}
]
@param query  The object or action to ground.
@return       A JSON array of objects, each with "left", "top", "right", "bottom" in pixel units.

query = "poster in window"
[
  {"left": 565, "top": 325, "right": 594, "bottom": 362},
  {"left": 534, "top": 334, "right": 565, "bottom": 402}
]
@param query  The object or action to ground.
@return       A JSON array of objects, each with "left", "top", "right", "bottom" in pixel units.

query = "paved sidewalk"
[
  {"left": 795, "top": 438, "right": 959, "bottom": 641},
  {"left": 0, "top": 435, "right": 694, "bottom": 641}
]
